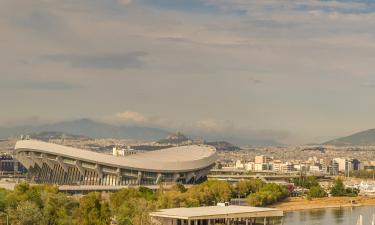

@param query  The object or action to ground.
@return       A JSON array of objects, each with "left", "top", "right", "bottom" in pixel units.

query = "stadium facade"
[{"left": 15, "top": 140, "right": 217, "bottom": 186}]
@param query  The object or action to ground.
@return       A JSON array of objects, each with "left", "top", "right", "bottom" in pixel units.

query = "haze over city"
[{"left": 2, "top": 0, "right": 375, "bottom": 145}]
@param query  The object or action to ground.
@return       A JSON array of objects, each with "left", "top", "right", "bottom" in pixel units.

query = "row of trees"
[
  {"left": 330, "top": 179, "right": 359, "bottom": 197},
  {"left": 246, "top": 183, "right": 289, "bottom": 206},
  {"left": 350, "top": 170, "right": 375, "bottom": 179},
  {"left": 293, "top": 176, "right": 359, "bottom": 199},
  {"left": 0, "top": 179, "right": 289, "bottom": 225}
]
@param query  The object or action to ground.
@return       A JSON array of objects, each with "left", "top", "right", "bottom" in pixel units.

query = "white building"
[
  {"left": 255, "top": 163, "right": 271, "bottom": 171},
  {"left": 235, "top": 160, "right": 244, "bottom": 169},
  {"left": 255, "top": 155, "right": 271, "bottom": 164},
  {"left": 244, "top": 162, "right": 255, "bottom": 171},
  {"left": 15, "top": 140, "right": 218, "bottom": 186},
  {"left": 309, "top": 165, "right": 321, "bottom": 173},
  {"left": 333, "top": 158, "right": 358, "bottom": 173}
]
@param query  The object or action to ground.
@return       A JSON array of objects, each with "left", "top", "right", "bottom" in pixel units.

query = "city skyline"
[{"left": 2, "top": 0, "right": 375, "bottom": 144}]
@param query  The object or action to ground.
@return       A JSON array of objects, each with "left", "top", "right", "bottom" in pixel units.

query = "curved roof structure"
[{"left": 15, "top": 140, "right": 218, "bottom": 172}]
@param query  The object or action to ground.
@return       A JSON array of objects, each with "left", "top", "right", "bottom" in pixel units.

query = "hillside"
[
  {"left": 324, "top": 129, "right": 375, "bottom": 146},
  {"left": 0, "top": 119, "right": 283, "bottom": 146},
  {"left": 0, "top": 119, "right": 170, "bottom": 141},
  {"left": 205, "top": 141, "right": 241, "bottom": 151},
  {"left": 157, "top": 132, "right": 191, "bottom": 144}
]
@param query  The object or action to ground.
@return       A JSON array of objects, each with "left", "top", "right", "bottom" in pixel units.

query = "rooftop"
[
  {"left": 150, "top": 205, "right": 283, "bottom": 220},
  {"left": 15, "top": 140, "right": 217, "bottom": 172}
]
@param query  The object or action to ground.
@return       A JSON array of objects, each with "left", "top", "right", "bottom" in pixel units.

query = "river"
[{"left": 283, "top": 206, "right": 375, "bottom": 225}]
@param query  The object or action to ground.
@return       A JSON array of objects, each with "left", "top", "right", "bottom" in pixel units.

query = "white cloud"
[
  {"left": 115, "top": 111, "right": 147, "bottom": 123},
  {"left": 2, "top": 0, "right": 375, "bottom": 144}
]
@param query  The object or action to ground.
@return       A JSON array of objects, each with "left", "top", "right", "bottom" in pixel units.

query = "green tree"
[
  {"left": 110, "top": 188, "right": 141, "bottom": 214},
  {"left": 246, "top": 183, "right": 288, "bottom": 206},
  {"left": 42, "top": 191, "right": 78, "bottom": 225},
  {"left": 307, "top": 185, "right": 327, "bottom": 199},
  {"left": 330, "top": 179, "right": 346, "bottom": 196},
  {"left": 10, "top": 201, "right": 43, "bottom": 225},
  {"left": 74, "top": 192, "right": 111, "bottom": 225},
  {"left": 0, "top": 189, "right": 9, "bottom": 212},
  {"left": 117, "top": 198, "right": 155, "bottom": 225},
  {"left": 293, "top": 176, "right": 319, "bottom": 189},
  {"left": 233, "top": 179, "right": 264, "bottom": 197},
  {"left": 330, "top": 178, "right": 359, "bottom": 197}
]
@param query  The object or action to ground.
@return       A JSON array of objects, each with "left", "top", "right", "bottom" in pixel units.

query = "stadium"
[{"left": 14, "top": 140, "right": 217, "bottom": 186}]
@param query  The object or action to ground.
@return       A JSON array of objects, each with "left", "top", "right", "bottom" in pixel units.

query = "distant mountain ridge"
[
  {"left": 0, "top": 119, "right": 170, "bottom": 141},
  {"left": 205, "top": 141, "right": 241, "bottom": 151},
  {"left": 157, "top": 132, "right": 191, "bottom": 144},
  {"left": 324, "top": 128, "right": 375, "bottom": 146},
  {"left": 0, "top": 118, "right": 283, "bottom": 146}
]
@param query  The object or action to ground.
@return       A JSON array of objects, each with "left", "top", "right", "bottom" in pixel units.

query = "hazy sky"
[{"left": 1, "top": 0, "right": 375, "bottom": 144}]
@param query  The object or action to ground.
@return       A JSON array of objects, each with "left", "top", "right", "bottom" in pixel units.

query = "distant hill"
[
  {"left": 205, "top": 141, "right": 241, "bottom": 151},
  {"left": 156, "top": 132, "right": 241, "bottom": 151},
  {"left": 157, "top": 132, "right": 191, "bottom": 144},
  {"left": 324, "top": 129, "right": 375, "bottom": 146},
  {"left": 28, "top": 131, "right": 91, "bottom": 142},
  {"left": 0, "top": 119, "right": 170, "bottom": 141},
  {"left": 0, "top": 118, "right": 284, "bottom": 146}
]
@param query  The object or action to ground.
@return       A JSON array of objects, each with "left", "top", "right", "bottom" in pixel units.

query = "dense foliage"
[
  {"left": 0, "top": 183, "right": 78, "bottom": 225},
  {"left": 330, "top": 178, "right": 359, "bottom": 197},
  {"left": 232, "top": 179, "right": 264, "bottom": 198},
  {"left": 292, "top": 176, "right": 319, "bottom": 189},
  {"left": 350, "top": 170, "right": 375, "bottom": 179},
  {"left": 0, "top": 179, "right": 289, "bottom": 225},
  {"left": 246, "top": 183, "right": 288, "bottom": 206},
  {"left": 292, "top": 175, "right": 328, "bottom": 199},
  {"left": 307, "top": 185, "right": 327, "bottom": 199}
]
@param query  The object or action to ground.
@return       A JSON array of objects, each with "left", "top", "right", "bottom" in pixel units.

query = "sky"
[{"left": 1, "top": 0, "right": 375, "bottom": 145}]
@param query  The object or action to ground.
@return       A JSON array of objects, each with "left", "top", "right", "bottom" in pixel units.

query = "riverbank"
[{"left": 272, "top": 196, "right": 375, "bottom": 211}]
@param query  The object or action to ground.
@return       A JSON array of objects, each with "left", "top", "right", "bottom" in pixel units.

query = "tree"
[
  {"left": 110, "top": 188, "right": 143, "bottom": 214},
  {"left": 246, "top": 183, "right": 288, "bottom": 206},
  {"left": 307, "top": 185, "right": 327, "bottom": 199},
  {"left": 0, "top": 189, "right": 9, "bottom": 212},
  {"left": 117, "top": 198, "right": 156, "bottom": 225},
  {"left": 42, "top": 191, "right": 78, "bottom": 225},
  {"left": 330, "top": 178, "right": 359, "bottom": 197},
  {"left": 234, "top": 179, "right": 264, "bottom": 198},
  {"left": 10, "top": 201, "right": 43, "bottom": 225},
  {"left": 293, "top": 176, "right": 319, "bottom": 189},
  {"left": 330, "top": 179, "right": 346, "bottom": 196},
  {"left": 74, "top": 192, "right": 111, "bottom": 225}
]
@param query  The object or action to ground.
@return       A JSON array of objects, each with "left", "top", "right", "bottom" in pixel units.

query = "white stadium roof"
[{"left": 15, "top": 140, "right": 218, "bottom": 172}]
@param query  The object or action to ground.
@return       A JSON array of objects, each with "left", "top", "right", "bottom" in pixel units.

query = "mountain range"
[
  {"left": 0, "top": 119, "right": 169, "bottom": 141},
  {"left": 0, "top": 118, "right": 282, "bottom": 146},
  {"left": 324, "top": 128, "right": 375, "bottom": 146}
]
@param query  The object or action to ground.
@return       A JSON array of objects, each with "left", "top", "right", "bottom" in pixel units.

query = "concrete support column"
[
  {"left": 173, "top": 173, "right": 180, "bottom": 182},
  {"left": 116, "top": 168, "right": 122, "bottom": 185},
  {"left": 56, "top": 156, "right": 68, "bottom": 173},
  {"left": 41, "top": 154, "right": 54, "bottom": 170},
  {"left": 30, "top": 153, "right": 43, "bottom": 168},
  {"left": 156, "top": 173, "right": 162, "bottom": 184},
  {"left": 95, "top": 164, "right": 103, "bottom": 179},
  {"left": 16, "top": 153, "right": 32, "bottom": 169},
  {"left": 137, "top": 171, "right": 143, "bottom": 185},
  {"left": 75, "top": 160, "right": 85, "bottom": 176}
]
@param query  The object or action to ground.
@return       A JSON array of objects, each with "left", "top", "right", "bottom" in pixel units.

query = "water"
[{"left": 283, "top": 206, "right": 375, "bottom": 225}]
